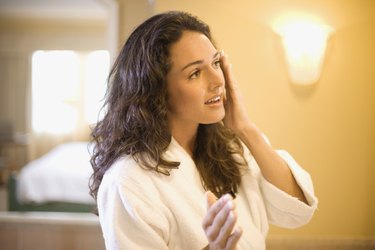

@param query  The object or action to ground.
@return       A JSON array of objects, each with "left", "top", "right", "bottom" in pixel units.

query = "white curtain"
[{"left": 29, "top": 50, "right": 109, "bottom": 160}]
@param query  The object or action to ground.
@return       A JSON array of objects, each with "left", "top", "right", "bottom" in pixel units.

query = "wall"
[
  {"left": 116, "top": 0, "right": 154, "bottom": 48},
  {"left": 153, "top": 0, "right": 375, "bottom": 238}
]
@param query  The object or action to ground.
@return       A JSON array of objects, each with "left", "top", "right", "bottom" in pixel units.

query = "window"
[{"left": 31, "top": 50, "right": 109, "bottom": 134}]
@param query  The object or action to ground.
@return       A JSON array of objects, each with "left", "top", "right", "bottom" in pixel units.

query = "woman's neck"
[{"left": 169, "top": 121, "right": 198, "bottom": 157}]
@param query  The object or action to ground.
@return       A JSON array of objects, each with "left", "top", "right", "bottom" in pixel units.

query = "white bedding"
[{"left": 17, "top": 142, "right": 95, "bottom": 204}]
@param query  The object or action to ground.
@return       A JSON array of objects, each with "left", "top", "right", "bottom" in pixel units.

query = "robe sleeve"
[
  {"left": 98, "top": 173, "right": 170, "bottom": 250},
  {"left": 259, "top": 150, "right": 318, "bottom": 228}
]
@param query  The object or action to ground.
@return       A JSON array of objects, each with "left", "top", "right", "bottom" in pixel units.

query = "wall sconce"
[{"left": 275, "top": 20, "right": 333, "bottom": 85}]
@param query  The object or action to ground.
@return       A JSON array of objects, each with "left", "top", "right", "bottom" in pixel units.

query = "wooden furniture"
[
  {"left": 0, "top": 141, "right": 28, "bottom": 186},
  {"left": 0, "top": 211, "right": 105, "bottom": 250}
]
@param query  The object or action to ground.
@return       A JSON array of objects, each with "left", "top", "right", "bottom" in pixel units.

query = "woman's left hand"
[
  {"left": 219, "top": 52, "right": 309, "bottom": 205},
  {"left": 220, "top": 51, "right": 254, "bottom": 135},
  {"left": 202, "top": 191, "right": 242, "bottom": 250}
]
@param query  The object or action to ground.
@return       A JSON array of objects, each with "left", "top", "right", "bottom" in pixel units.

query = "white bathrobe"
[{"left": 98, "top": 138, "right": 318, "bottom": 250}]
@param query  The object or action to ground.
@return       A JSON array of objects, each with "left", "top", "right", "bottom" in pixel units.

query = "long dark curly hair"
[{"left": 89, "top": 11, "right": 246, "bottom": 205}]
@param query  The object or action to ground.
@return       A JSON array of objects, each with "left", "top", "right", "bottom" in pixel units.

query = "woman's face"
[{"left": 166, "top": 31, "right": 225, "bottom": 128}]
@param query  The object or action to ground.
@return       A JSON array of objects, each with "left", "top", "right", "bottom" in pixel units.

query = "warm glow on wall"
[{"left": 273, "top": 14, "right": 333, "bottom": 85}]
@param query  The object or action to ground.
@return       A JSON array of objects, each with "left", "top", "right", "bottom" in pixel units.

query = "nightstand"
[{"left": 0, "top": 141, "right": 28, "bottom": 186}]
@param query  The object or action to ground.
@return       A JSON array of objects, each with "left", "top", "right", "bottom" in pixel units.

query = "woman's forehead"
[{"left": 168, "top": 31, "right": 216, "bottom": 67}]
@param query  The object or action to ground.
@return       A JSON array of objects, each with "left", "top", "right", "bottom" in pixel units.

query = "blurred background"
[{"left": 0, "top": 0, "right": 374, "bottom": 249}]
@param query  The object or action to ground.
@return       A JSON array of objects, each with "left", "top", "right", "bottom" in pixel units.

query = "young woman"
[{"left": 90, "top": 11, "right": 318, "bottom": 250}]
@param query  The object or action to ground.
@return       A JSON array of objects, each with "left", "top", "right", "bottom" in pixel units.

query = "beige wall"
[{"left": 152, "top": 0, "right": 375, "bottom": 238}]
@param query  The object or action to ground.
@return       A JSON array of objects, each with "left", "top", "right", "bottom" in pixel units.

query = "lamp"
[{"left": 275, "top": 20, "right": 332, "bottom": 85}]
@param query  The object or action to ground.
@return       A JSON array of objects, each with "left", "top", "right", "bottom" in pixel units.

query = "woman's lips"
[{"left": 205, "top": 95, "right": 221, "bottom": 105}]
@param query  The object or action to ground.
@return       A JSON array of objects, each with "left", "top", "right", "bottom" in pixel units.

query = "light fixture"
[{"left": 274, "top": 17, "right": 333, "bottom": 85}]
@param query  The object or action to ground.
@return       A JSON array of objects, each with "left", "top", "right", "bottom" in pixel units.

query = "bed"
[{"left": 8, "top": 142, "right": 96, "bottom": 213}]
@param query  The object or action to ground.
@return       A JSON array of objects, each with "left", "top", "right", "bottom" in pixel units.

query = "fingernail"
[
  {"left": 223, "top": 194, "right": 232, "bottom": 201},
  {"left": 234, "top": 227, "right": 242, "bottom": 235}
]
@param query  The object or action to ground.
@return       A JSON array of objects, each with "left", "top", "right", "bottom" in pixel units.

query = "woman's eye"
[
  {"left": 189, "top": 70, "right": 200, "bottom": 79},
  {"left": 213, "top": 60, "right": 221, "bottom": 68}
]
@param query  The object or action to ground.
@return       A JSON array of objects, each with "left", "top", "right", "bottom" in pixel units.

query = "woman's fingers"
[
  {"left": 219, "top": 50, "right": 252, "bottom": 133},
  {"left": 206, "top": 191, "right": 217, "bottom": 209},
  {"left": 226, "top": 227, "right": 243, "bottom": 250},
  {"left": 220, "top": 51, "right": 237, "bottom": 93},
  {"left": 206, "top": 198, "right": 235, "bottom": 242},
  {"left": 214, "top": 208, "right": 238, "bottom": 247},
  {"left": 202, "top": 193, "right": 232, "bottom": 230},
  {"left": 202, "top": 192, "right": 242, "bottom": 249}
]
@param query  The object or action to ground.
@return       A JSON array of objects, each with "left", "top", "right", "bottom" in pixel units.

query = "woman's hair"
[{"left": 89, "top": 11, "right": 246, "bottom": 204}]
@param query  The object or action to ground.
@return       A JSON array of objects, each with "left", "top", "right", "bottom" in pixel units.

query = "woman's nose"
[{"left": 207, "top": 67, "right": 224, "bottom": 91}]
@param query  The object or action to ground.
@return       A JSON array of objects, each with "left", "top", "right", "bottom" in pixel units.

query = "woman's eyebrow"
[{"left": 180, "top": 51, "right": 221, "bottom": 72}]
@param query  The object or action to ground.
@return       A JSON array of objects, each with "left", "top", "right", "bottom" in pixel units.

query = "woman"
[{"left": 90, "top": 11, "right": 318, "bottom": 250}]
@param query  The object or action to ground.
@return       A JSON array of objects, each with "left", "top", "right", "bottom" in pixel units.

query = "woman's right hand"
[{"left": 202, "top": 191, "right": 242, "bottom": 250}]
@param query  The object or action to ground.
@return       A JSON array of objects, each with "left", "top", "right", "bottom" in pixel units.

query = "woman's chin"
[{"left": 201, "top": 113, "right": 225, "bottom": 125}]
